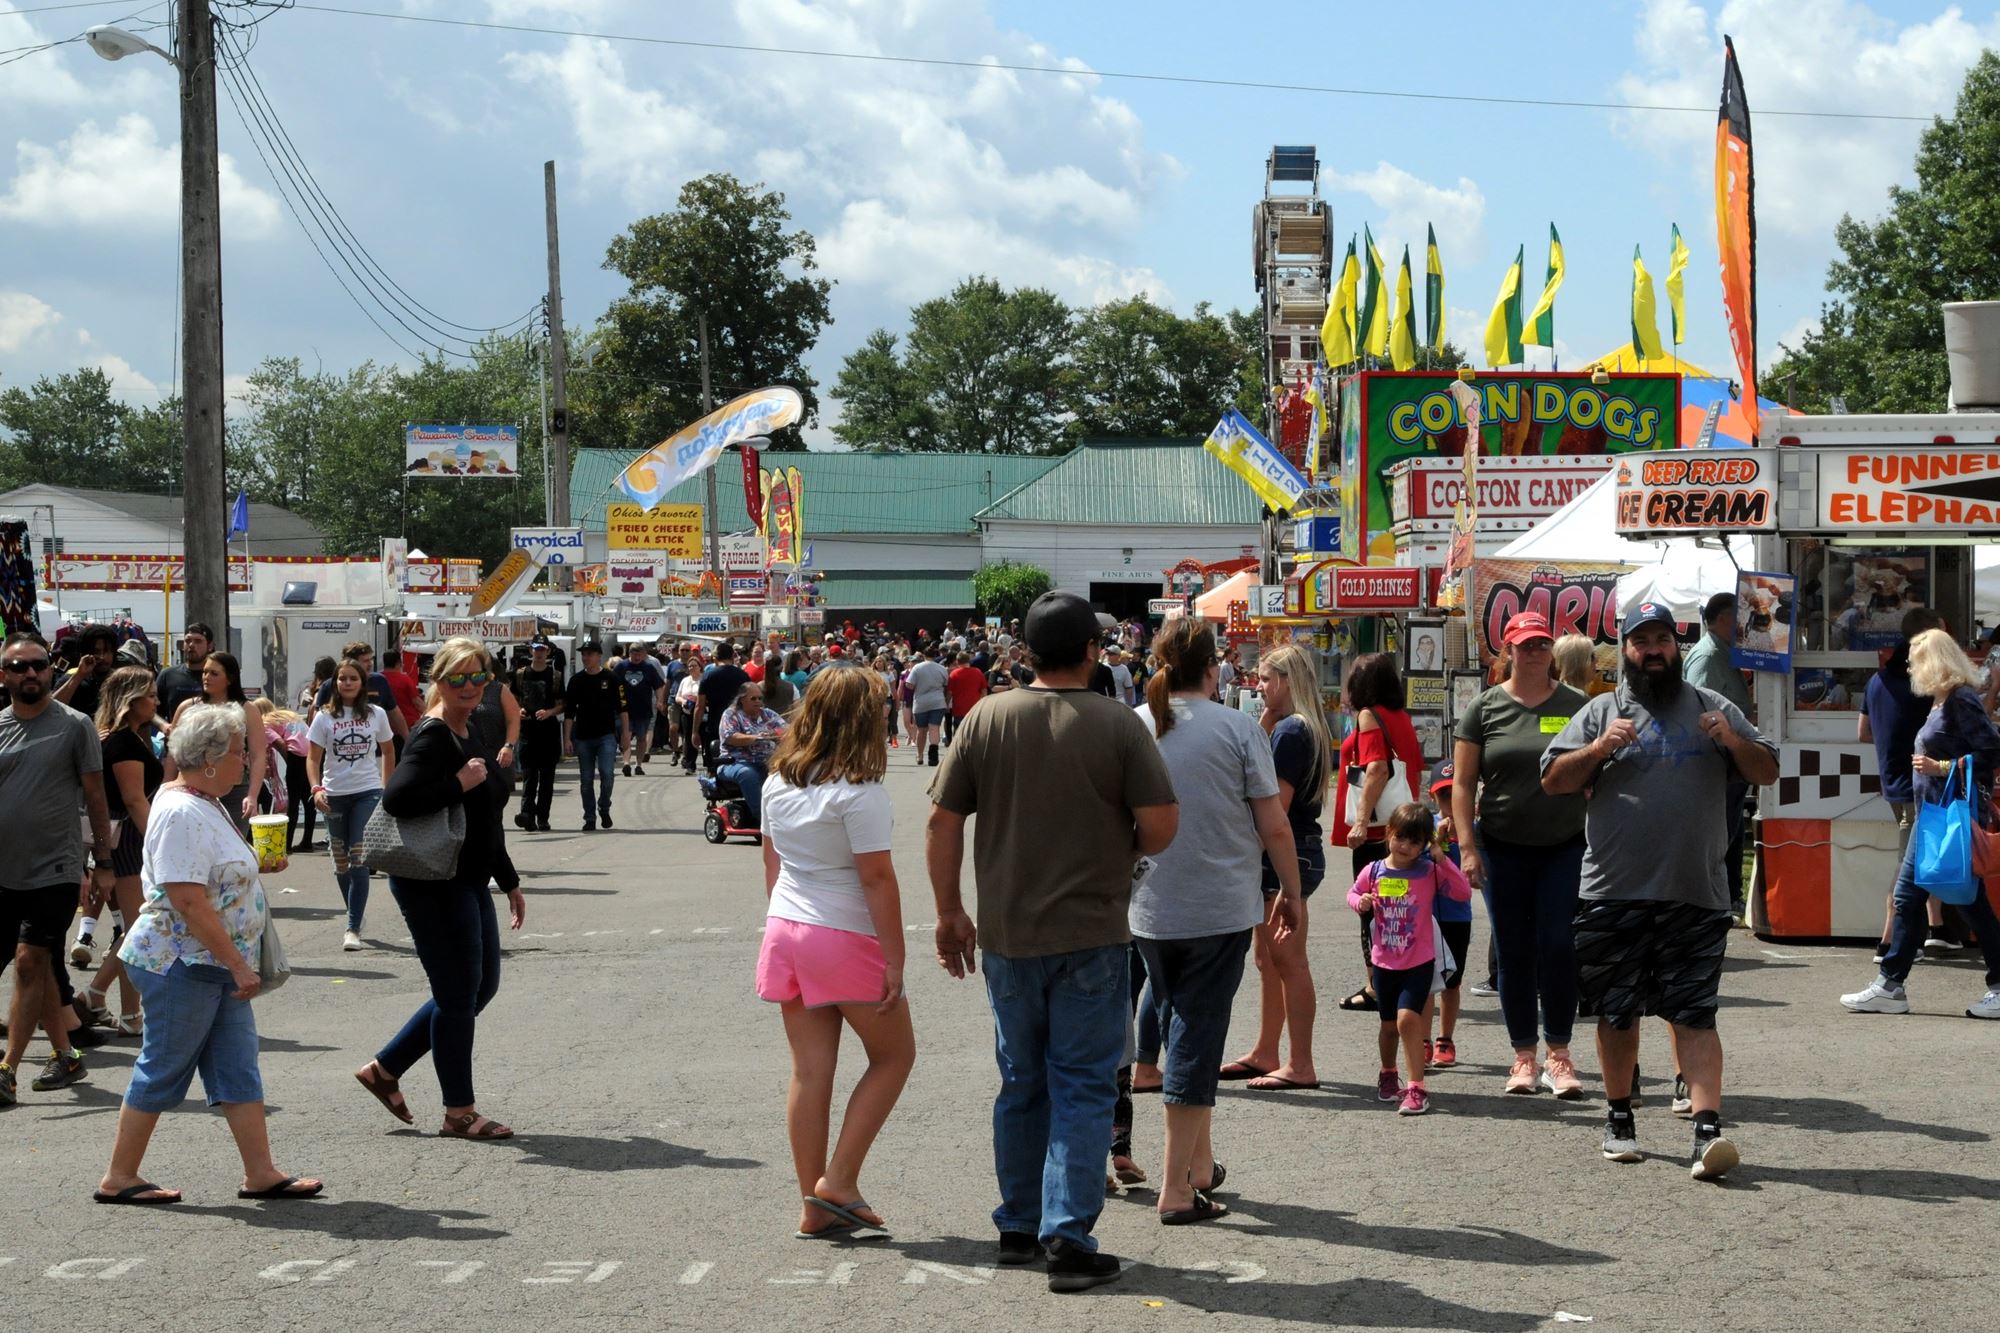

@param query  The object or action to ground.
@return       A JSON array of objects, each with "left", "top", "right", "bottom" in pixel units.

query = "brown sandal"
[
  {"left": 440, "top": 1110, "right": 513, "bottom": 1140},
  {"left": 354, "top": 1062, "right": 414, "bottom": 1125}
]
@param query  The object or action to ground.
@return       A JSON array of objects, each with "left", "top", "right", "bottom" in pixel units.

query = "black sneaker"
[
  {"left": 1691, "top": 1127, "right": 1739, "bottom": 1181},
  {"left": 582, "top": 820, "right": 596, "bottom": 832},
  {"left": 513, "top": 813, "right": 533, "bottom": 831},
  {"left": 32, "top": 1051, "right": 85, "bottom": 1091},
  {"left": 1601, "top": 1110, "right": 1641, "bottom": 1163},
  {"left": 1045, "top": 1239, "right": 1122, "bottom": 1293},
  {"left": 600, "top": 811, "right": 613, "bottom": 829},
  {"left": 996, "top": 1231, "right": 1044, "bottom": 1266},
  {"left": 928, "top": 744, "right": 940, "bottom": 767},
  {"left": 536, "top": 819, "right": 550, "bottom": 832},
  {"left": 622, "top": 763, "right": 632, "bottom": 778},
  {"left": 635, "top": 764, "right": 646, "bottom": 775}
]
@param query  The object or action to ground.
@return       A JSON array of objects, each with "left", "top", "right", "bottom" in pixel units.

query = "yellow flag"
[
  {"left": 1389, "top": 247, "right": 1417, "bottom": 371},
  {"left": 1361, "top": 227, "right": 1390, "bottom": 357},
  {"left": 1320, "top": 235, "right": 1359, "bottom": 365},
  {"left": 1632, "top": 245, "right": 1667, "bottom": 363},
  {"left": 1522, "top": 224, "right": 1564, "bottom": 348},
  {"left": 1665, "top": 223, "right": 1690, "bottom": 347},
  {"left": 1484, "top": 246, "right": 1523, "bottom": 369}
]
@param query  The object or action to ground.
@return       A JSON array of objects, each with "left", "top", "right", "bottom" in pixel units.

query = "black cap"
[
  {"left": 578, "top": 639, "right": 603, "bottom": 655},
  {"left": 530, "top": 636, "right": 552, "bottom": 650},
  {"left": 1023, "top": 590, "right": 1099, "bottom": 668},
  {"left": 1620, "top": 602, "right": 1677, "bottom": 639}
]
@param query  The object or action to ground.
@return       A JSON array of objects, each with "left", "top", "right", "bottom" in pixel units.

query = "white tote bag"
[{"left": 1343, "top": 710, "right": 1412, "bottom": 828}]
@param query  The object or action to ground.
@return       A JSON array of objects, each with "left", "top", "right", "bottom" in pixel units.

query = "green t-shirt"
[{"left": 1454, "top": 682, "right": 1590, "bottom": 845}]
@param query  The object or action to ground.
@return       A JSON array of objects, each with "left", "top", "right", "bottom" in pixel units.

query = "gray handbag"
[
  {"left": 257, "top": 905, "right": 291, "bottom": 993},
  {"left": 355, "top": 720, "right": 468, "bottom": 879}
]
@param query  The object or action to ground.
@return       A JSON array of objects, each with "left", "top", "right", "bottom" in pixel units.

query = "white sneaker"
[
  {"left": 69, "top": 939, "right": 93, "bottom": 967},
  {"left": 1968, "top": 988, "right": 2000, "bottom": 1020},
  {"left": 1690, "top": 1133, "right": 1740, "bottom": 1182},
  {"left": 342, "top": 931, "right": 363, "bottom": 952},
  {"left": 1839, "top": 979, "right": 1910, "bottom": 1014}
]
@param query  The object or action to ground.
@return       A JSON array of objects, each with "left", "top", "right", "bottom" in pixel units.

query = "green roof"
[
  {"left": 570, "top": 450, "right": 1059, "bottom": 535},
  {"left": 820, "top": 570, "right": 975, "bottom": 609},
  {"left": 976, "top": 440, "right": 1262, "bottom": 526}
]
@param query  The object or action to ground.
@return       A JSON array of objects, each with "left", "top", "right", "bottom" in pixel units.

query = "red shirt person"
[{"left": 947, "top": 655, "right": 988, "bottom": 720}]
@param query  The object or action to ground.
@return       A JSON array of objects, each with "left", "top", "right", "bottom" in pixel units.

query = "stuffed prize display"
[{"left": 0, "top": 518, "right": 38, "bottom": 637}]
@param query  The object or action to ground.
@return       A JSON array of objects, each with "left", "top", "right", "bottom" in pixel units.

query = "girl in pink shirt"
[{"left": 1348, "top": 804, "right": 1474, "bottom": 1116}]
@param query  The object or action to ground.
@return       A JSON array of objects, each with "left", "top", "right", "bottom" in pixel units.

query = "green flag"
[
  {"left": 1424, "top": 224, "right": 1445, "bottom": 352},
  {"left": 1523, "top": 224, "right": 1564, "bottom": 348},
  {"left": 1358, "top": 225, "right": 1390, "bottom": 358}
]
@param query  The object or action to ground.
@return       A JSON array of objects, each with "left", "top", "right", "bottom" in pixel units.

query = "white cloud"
[
  {"left": 0, "top": 114, "right": 281, "bottom": 236},
  {"left": 0, "top": 7, "right": 93, "bottom": 107},
  {"left": 1327, "top": 162, "right": 1486, "bottom": 264},
  {"left": 1767, "top": 312, "right": 1820, "bottom": 367},
  {"left": 1613, "top": 0, "right": 1999, "bottom": 242},
  {"left": 0, "top": 290, "right": 59, "bottom": 352},
  {"left": 89, "top": 353, "right": 161, "bottom": 401}
]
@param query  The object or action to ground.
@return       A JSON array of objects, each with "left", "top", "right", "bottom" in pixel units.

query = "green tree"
[
  {"left": 1068, "top": 297, "right": 1252, "bottom": 439},
  {"left": 577, "top": 174, "right": 832, "bottom": 454},
  {"left": 0, "top": 367, "right": 172, "bottom": 492},
  {"left": 1765, "top": 51, "right": 2000, "bottom": 413},
  {"left": 973, "top": 561, "right": 1052, "bottom": 622},
  {"left": 829, "top": 329, "right": 926, "bottom": 451}
]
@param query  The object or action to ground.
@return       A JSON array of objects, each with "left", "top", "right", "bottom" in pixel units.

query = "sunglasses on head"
[
  {"left": 441, "top": 671, "right": 494, "bottom": 687},
  {"left": 2, "top": 657, "right": 52, "bottom": 673}
]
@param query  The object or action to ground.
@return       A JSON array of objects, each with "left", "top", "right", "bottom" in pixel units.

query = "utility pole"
[
  {"left": 543, "top": 160, "right": 572, "bottom": 589},
  {"left": 179, "top": 0, "right": 228, "bottom": 645},
  {"left": 699, "top": 313, "right": 721, "bottom": 585}
]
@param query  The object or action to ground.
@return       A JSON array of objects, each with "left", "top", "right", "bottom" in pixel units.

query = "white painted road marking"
[
  {"left": 46, "top": 1259, "right": 142, "bottom": 1280},
  {"left": 416, "top": 1260, "right": 485, "bottom": 1284},
  {"left": 524, "top": 1261, "right": 621, "bottom": 1284},
  {"left": 900, "top": 1262, "right": 995, "bottom": 1285},
  {"left": 677, "top": 1262, "right": 714, "bottom": 1285},
  {"left": 1183, "top": 1261, "right": 1266, "bottom": 1284}
]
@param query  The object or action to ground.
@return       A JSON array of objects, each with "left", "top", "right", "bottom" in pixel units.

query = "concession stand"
[{"left": 1614, "top": 410, "right": 2000, "bottom": 938}]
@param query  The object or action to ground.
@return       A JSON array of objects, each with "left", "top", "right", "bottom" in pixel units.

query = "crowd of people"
[{"left": 4, "top": 585, "right": 1997, "bottom": 1294}]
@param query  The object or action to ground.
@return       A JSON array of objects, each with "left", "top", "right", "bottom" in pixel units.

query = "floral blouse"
[{"left": 120, "top": 787, "right": 267, "bottom": 974}]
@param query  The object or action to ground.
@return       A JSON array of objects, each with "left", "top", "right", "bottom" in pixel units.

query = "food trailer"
[{"left": 1614, "top": 411, "right": 2000, "bottom": 938}]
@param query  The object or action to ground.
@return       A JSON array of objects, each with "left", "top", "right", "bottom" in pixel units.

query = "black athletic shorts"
[
  {"left": 1438, "top": 919, "right": 1473, "bottom": 991},
  {"left": 0, "top": 882, "right": 81, "bottom": 954},
  {"left": 1572, "top": 898, "right": 1732, "bottom": 1031}
]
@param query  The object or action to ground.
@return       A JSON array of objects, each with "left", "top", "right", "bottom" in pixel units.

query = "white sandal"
[{"left": 111, "top": 1012, "right": 143, "bottom": 1036}]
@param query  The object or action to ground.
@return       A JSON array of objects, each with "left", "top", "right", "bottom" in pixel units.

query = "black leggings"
[
  {"left": 1352, "top": 839, "right": 1388, "bottom": 986},
  {"left": 282, "top": 750, "right": 316, "bottom": 849}
]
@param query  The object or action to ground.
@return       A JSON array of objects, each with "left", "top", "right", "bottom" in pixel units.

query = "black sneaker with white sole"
[
  {"left": 1691, "top": 1128, "right": 1739, "bottom": 1181},
  {"left": 1601, "top": 1110, "right": 1641, "bottom": 1163},
  {"left": 1045, "top": 1239, "right": 1122, "bottom": 1294},
  {"left": 996, "top": 1231, "right": 1043, "bottom": 1266},
  {"left": 1672, "top": 1073, "right": 1693, "bottom": 1117}
]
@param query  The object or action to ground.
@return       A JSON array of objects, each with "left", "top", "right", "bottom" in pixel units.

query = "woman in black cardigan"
[{"left": 353, "top": 638, "right": 526, "bottom": 1139}]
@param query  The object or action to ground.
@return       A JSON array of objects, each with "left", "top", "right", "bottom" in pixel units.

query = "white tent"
[{"left": 1493, "top": 471, "right": 1754, "bottom": 621}]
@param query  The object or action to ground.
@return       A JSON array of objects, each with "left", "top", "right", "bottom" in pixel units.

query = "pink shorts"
[{"left": 756, "top": 917, "right": 886, "bottom": 1008}]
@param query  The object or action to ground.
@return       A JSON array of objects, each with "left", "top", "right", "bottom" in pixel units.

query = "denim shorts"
[
  {"left": 1134, "top": 929, "right": 1252, "bottom": 1107},
  {"left": 913, "top": 708, "right": 948, "bottom": 728},
  {"left": 123, "top": 959, "right": 264, "bottom": 1112}
]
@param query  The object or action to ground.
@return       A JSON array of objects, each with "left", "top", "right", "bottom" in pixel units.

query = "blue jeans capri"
[
  {"left": 1134, "top": 928, "right": 1253, "bottom": 1107},
  {"left": 123, "top": 960, "right": 263, "bottom": 1112},
  {"left": 913, "top": 708, "right": 948, "bottom": 728}
]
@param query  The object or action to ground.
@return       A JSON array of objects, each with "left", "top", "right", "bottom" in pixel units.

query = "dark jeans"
[
  {"left": 983, "top": 944, "right": 1126, "bottom": 1251},
  {"left": 1480, "top": 828, "right": 1585, "bottom": 1049},
  {"left": 519, "top": 724, "right": 560, "bottom": 824},
  {"left": 574, "top": 733, "right": 617, "bottom": 818},
  {"left": 1882, "top": 832, "right": 2000, "bottom": 987},
  {"left": 1134, "top": 929, "right": 1252, "bottom": 1107},
  {"left": 377, "top": 875, "right": 502, "bottom": 1107},
  {"left": 282, "top": 750, "right": 315, "bottom": 849},
  {"left": 1724, "top": 780, "right": 1748, "bottom": 907},
  {"left": 1130, "top": 944, "right": 1161, "bottom": 1066},
  {"left": 678, "top": 705, "right": 699, "bottom": 770}
]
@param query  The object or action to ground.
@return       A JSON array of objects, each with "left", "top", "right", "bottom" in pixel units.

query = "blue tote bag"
[{"left": 1914, "top": 758, "right": 1981, "bottom": 907}]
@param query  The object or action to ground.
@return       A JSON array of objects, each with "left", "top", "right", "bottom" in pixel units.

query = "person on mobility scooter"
[{"left": 703, "top": 680, "right": 787, "bottom": 844}]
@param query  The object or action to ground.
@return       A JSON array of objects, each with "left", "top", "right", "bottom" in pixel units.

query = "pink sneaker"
[
  {"left": 1376, "top": 1069, "right": 1402, "bottom": 1101},
  {"left": 1397, "top": 1084, "right": 1430, "bottom": 1116},
  {"left": 1542, "top": 1051, "right": 1585, "bottom": 1099},
  {"left": 1433, "top": 1038, "right": 1458, "bottom": 1068},
  {"left": 1505, "top": 1053, "right": 1540, "bottom": 1094}
]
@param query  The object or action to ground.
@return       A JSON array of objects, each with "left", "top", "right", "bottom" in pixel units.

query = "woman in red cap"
[{"left": 1450, "top": 612, "right": 1592, "bottom": 1097}]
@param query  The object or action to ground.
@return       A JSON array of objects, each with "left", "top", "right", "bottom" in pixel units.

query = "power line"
[{"left": 286, "top": 2, "right": 1935, "bottom": 125}]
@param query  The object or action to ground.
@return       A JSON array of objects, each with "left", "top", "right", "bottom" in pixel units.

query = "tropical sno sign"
[
  {"left": 404, "top": 424, "right": 520, "bottom": 478},
  {"left": 1339, "top": 371, "right": 1679, "bottom": 563}
]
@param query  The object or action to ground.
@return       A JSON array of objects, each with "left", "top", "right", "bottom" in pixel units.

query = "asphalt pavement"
[{"left": 4, "top": 749, "right": 1997, "bottom": 1330}]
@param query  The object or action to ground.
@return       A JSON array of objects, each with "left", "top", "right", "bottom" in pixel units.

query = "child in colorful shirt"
[{"left": 1347, "top": 802, "right": 1474, "bottom": 1116}]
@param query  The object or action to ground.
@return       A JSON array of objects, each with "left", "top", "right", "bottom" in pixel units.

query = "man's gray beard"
[{"left": 1622, "top": 655, "right": 1684, "bottom": 709}]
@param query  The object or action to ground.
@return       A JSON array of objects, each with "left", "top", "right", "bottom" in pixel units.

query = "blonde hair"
[
  {"left": 250, "top": 696, "right": 301, "bottom": 728},
  {"left": 96, "top": 665, "right": 158, "bottom": 735},
  {"left": 1552, "top": 634, "right": 1596, "bottom": 692},
  {"left": 1259, "top": 642, "right": 1333, "bottom": 804},
  {"left": 1909, "top": 628, "right": 1981, "bottom": 699},
  {"left": 423, "top": 637, "right": 490, "bottom": 711},
  {"left": 771, "top": 665, "right": 887, "bottom": 786}
]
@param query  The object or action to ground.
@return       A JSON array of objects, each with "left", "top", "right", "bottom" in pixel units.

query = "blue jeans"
[
  {"left": 123, "top": 960, "right": 262, "bottom": 1111},
  {"left": 1135, "top": 929, "right": 1252, "bottom": 1107},
  {"left": 574, "top": 733, "right": 617, "bottom": 819},
  {"left": 718, "top": 762, "right": 766, "bottom": 823},
  {"left": 377, "top": 875, "right": 502, "bottom": 1107},
  {"left": 324, "top": 789, "right": 380, "bottom": 932},
  {"left": 1882, "top": 833, "right": 2000, "bottom": 987},
  {"left": 1480, "top": 829, "right": 1585, "bottom": 1049},
  {"left": 982, "top": 943, "right": 1127, "bottom": 1250}
]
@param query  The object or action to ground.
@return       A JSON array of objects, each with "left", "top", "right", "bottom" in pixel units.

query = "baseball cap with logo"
[
  {"left": 1620, "top": 601, "right": 1677, "bottom": 638},
  {"left": 1501, "top": 612, "right": 1554, "bottom": 646},
  {"left": 1429, "top": 760, "right": 1456, "bottom": 796}
]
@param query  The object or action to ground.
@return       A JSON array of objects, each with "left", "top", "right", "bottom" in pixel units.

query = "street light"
[{"left": 83, "top": 24, "right": 174, "bottom": 64}]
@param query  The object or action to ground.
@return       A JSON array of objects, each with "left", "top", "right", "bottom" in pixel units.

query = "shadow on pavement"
[
  {"left": 1217, "top": 1198, "right": 1612, "bottom": 1266},
  {"left": 515, "top": 884, "right": 619, "bottom": 897},
  {"left": 1742, "top": 1163, "right": 2000, "bottom": 1202},
  {"left": 866, "top": 1236, "right": 1546, "bottom": 1327},
  {"left": 502, "top": 1133, "right": 762, "bottom": 1173},
  {"left": 273, "top": 906, "right": 346, "bottom": 921},
  {"left": 289, "top": 966, "right": 399, "bottom": 980},
  {"left": 172, "top": 1199, "right": 509, "bottom": 1241},
  {"left": 1726, "top": 1093, "right": 1990, "bottom": 1142},
  {"left": 257, "top": 1035, "right": 340, "bottom": 1054}
]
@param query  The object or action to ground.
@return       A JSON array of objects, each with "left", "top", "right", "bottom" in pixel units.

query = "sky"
[{"left": 2, "top": 0, "right": 1995, "bottom": 447}]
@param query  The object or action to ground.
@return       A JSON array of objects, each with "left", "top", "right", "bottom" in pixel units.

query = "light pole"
[{"left": 86, "top": 3, "right": 229, "bottom": 649}]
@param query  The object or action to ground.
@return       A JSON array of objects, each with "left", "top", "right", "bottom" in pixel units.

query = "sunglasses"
[
  {"left": 441, "top": 671, "right": 494, "bottom": 687},
  {"left": 2, "top": 658, "right": 53, "bottom": 673}
]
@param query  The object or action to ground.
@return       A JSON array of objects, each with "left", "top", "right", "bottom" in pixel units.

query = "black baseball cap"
[
  {"left": 1023, "top": 591, "right": 1099, "bottom": 667},
  {"left": 578, "top": 639, "right": 603, "bottom": 655},
  {"left": 1620, "top": 601, "right": 1677, "bottom": 638},
  {"left": 530, "top": 636, "right": 552, "bottom": 650}
]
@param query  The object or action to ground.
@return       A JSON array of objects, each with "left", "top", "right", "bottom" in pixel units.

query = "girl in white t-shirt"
[
  {"left": 756, "top": 665, "right": 911, "bottom": 1241},
  {"left": 306, "top": 660, "right": 395, "bottom": 951}
]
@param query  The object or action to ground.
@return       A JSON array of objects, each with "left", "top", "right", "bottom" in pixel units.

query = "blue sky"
[{"left": 2, "top": 0, "right": 1993, "bottom": 442}]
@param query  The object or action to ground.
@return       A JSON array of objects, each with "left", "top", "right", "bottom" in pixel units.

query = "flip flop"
[
  {"left": 94, "top": 1181, "right": 181, "bottom": 1206},
  {"left": 1130, "top": 1081, "right": 1164, "bottom": 1095},
  {"left": 794, "top": 1220, "right": 882, "bottom": 1242},
  {"left": 238, "top": 1176, "right": 324, "bottom": 1200},
  {"left": 1217, "top": 1061, "right": 1272, "bottom": 1081},
  {"left": 1159, "top": 1190, "right": 1230, "bottom": 1226},
  {"left": 1244, "top": 1074, "right": 1321, "bottom": 1091},
  {"left": 805, "top": 1195, "right": 889, "bottom": 1235}
]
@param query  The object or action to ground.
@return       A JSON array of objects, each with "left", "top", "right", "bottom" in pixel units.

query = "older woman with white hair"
[
  {"left": 355, "top": 637, "right": 526, "bottom": 1140},
  {"left": 94, "top": 702, "right": 322, "bottom": 1204},
  {"left": 1842, "top": 628, "right": 2000, "bottom": 1020}
]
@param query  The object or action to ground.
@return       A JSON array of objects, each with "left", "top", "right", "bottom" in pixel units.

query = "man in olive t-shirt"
[{"left": 928, "top": 591, "right": 1178, "bottom": 1291}]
